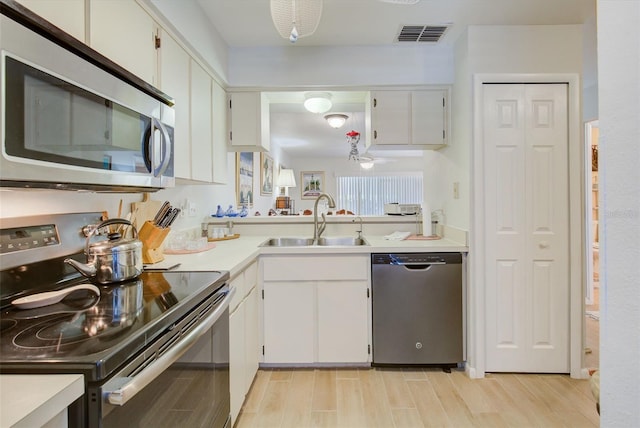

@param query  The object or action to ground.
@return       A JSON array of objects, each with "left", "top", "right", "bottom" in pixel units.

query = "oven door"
[{"left": 93, "top": 288, "right": 232, "bottom": 428}]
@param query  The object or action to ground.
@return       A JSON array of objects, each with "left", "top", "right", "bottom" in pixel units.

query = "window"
[{"left": 336, "top": 173, "right": 423, "bottom": 215}]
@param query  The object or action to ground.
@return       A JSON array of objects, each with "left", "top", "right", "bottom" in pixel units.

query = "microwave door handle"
[
  {"left": 151, "top": 118, "right": 172, "bottom": 177},
  {"left": 106, "top": 286, "right": 235, "bottom": 406}
]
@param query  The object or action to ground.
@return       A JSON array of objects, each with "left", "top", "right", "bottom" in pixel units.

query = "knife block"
[{"left": 138, "top": 221, "right": 170, "bottom": 264}]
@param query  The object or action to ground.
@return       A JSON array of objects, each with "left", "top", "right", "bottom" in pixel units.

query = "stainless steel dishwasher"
[{"left": 371, "top": 253, "right": 464, "bottom": 370}]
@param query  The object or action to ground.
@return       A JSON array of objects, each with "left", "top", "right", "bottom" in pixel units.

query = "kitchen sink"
[
  {"left": 259, "top": 236, "right": 369, "bottom": 247},
  {"left": 260, "top": 237, "right": 315, "bottom": 247},
  {"left": 317, "top": 236, "right": 369, "bottom": 246}
]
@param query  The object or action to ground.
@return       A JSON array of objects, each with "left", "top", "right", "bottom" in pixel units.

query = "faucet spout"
[{"left": 313, "top": 193, "right": 336, "bottom": 242}]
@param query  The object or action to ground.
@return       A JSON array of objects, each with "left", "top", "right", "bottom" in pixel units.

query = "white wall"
[
  {"left": 228, "top": 45, "right": 454, "bottom": 87},
  {"left": 597, "top": 0, "right": 640, "bottom": 424}
]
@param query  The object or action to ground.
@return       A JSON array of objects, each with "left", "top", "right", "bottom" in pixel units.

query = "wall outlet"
[{"left": 453, "top": 182, "right": 460, "bottom": 199}]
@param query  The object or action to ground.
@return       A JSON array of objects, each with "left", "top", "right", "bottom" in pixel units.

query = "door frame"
[{"left": 469, "top": 73, "right": 584, "bottom": 379}]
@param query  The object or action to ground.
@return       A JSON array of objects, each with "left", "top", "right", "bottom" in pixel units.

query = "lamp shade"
[
  {"left": 324, "top": 113, "right": 348, "bottom": 128},
  {"left": 270, "top": 0, "right": 323, "bottom": 43},
  {"left": 277, "top": 168, "right": 297, "bottom": 188},
  {"left": 304, "top": 92, "right": 332, "bottom": 113}
]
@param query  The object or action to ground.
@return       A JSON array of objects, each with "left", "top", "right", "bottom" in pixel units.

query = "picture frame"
[
  {"left": 260, "top": 152, "right": 274, "bottom": 195},
  {"left": 301, "top": 171, "right": 324, "bottom": 199},
  {"left": 236, "top": 152, "right": 254, "bottom": 206}
]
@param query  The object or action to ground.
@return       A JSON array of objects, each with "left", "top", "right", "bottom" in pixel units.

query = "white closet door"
[{"left": 484, "top": 83, "right": 570, "bottom": 373}]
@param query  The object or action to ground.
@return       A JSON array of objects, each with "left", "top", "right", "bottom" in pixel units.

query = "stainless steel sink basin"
[
  {"left": 259, "top": 236, "right": 369, "bottom": 247},
  {"left": 317, "top": 236, "right": 369, "bottom": 246},
  {"left": 260, "top": 237, "right": 315, "bottom": 247}
]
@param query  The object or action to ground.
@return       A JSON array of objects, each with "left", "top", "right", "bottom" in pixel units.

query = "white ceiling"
[
  {"left": 196, "top": 0, "right": 594, "bottom": 48},
  {"left": 195, "top": 0, "right": 595, "bottom": 160}
]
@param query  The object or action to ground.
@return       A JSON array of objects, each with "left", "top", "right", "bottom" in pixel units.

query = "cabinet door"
[
  {"left": 211, "top": 81, "right": 228, "bottom": 184},
  {"left": 263, "top": 282, "right": 314, "bottom": 363},
  {"left": 228, "top": 92, "right": 270, "bottom": 151},
  {"left": 317, "top": 281, "right": 369, "bottom": 363},
  {"left": 17, "top": 0, "right": 85, "bottom": 41},
  {"left": 190, "top": 61, "right": 213, "bottom": 182},
  {"left": 244, "top": 286, "right": 259, "bottom": 391},
  {"left": 89, "top": 0, "right": 157, "bottom": 85},
  {"left": 371, "top": 91, "right": 411, "bottom": 145},
  {"left": 229, "top": 304, "right": 245, "bottom": 425},
  {"left": 158, "top": 31, "right": 190, "bottom": 179},
  {"left": 412, "top": 90, "right": 447, "bottom": 146}
]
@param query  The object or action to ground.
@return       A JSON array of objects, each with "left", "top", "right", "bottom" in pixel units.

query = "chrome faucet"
[
  {"left": 353, "top": 216, "right": 363, "bottom": 239},
  {"left": 313, "top": 193, "right": 336, "bottom": 242}
]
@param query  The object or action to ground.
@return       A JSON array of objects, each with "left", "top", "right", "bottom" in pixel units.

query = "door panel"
[{"left": 484, "top": 83, "right": 569, "bottom": 373}]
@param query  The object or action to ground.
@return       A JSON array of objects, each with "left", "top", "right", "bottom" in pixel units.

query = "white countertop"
[
  {"left": 151, "top": 234, "right": 468, "bottom": 275},
  {"left": 0, "top": 374, "right": 83, "bottom": 428}
]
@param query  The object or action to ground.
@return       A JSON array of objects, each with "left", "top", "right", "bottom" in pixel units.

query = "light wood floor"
[{"left": 235, "top": 368, "right": 599, "bottom": 428}]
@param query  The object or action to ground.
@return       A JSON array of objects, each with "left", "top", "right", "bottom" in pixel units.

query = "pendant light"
[{"left": 270, "top": 0, "right": 323, "bottom": 44}]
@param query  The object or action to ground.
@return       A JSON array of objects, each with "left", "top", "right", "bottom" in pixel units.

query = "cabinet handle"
[
  {"left": 374, "top": 130, "right": 377, "bottom": 140},
  {"left": 373, "top": 98, "right": 377, "bottom": 108}
]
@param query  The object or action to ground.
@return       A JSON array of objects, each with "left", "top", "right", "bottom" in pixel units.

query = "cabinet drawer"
[{"left": 262, "top": 255, "right": 368, "bottom": 281}]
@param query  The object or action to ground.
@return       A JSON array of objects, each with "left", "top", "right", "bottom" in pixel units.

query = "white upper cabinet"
[
  {"left": 89, "top": 0, "right": 158, "bottom": 85},
  {"left": 16, "top": 0, "right": 86, "bottom": 42},
  {"left": 159, "top": 30, "right": 227, "bottom": 184},
  {"left": 190, "top": 60, "right": 213, "bottom": 183},
  {"left": 211, "top": 81, "right": 228, "bottom": 184},
  {"left": 371, "top": 88, "right": 449, "bottom": 149},
  {"left": 228, "top": 92, "right": 270, "bottom": 152},
  {"left": 158, "top": 30, "right": 190, "bottom": 179}
]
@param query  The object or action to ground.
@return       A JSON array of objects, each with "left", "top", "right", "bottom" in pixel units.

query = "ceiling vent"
[{"left": 396, "top": 25, "right": 449, "bottom": 43}]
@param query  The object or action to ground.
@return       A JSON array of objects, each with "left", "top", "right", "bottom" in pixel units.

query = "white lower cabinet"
[
  {"left": 261, "top": 255, "right": 370, "bottom": 364},
  {"left": 228, "top": 261, "right": 258, "bottom": 425}
]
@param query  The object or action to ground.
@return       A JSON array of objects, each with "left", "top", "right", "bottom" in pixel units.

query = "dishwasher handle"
[{"left": 391, "top": 261, "right": 446, "bottom": 267}]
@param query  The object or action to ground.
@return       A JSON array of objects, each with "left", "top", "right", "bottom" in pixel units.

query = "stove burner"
[{"left": 0, "top": 319, "right": 17, "bottom": 333}]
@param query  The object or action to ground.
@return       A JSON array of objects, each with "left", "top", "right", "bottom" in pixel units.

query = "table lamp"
[{"left": 276, "top": 168, "right": 296, "bottom": 214}]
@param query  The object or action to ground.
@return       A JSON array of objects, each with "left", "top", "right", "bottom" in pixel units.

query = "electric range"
[{"left": 0, "top": 212, "right": 232, "bottom": 427}]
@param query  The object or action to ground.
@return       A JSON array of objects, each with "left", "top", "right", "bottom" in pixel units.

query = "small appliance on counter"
[
  {"left": 0, "top": 212, "right": 232, "bottom": 428},
  {"left": 384, "top": 203, "right": 421, "bottom": 215}
]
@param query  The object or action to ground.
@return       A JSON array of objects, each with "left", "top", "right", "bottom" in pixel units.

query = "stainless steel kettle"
[{"left": 65, "top": 219, "right": 142, "bottom": 284}]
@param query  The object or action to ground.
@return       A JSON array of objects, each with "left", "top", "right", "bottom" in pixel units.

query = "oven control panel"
[{"left": 0, "top": 224, "right": 59, "bottom": 253}]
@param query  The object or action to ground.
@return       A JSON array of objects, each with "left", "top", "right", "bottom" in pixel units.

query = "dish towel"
[{"left": 384, "top": 231, "right": 412, "bottom": 240}]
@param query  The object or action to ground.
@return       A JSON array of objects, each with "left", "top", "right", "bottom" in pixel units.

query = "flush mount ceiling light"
[
  {"left": 358, "top": 156, "right": 375, "bottom": 170},
  {"left": 324, "top": 113, "right": 349, "bottom": 129},
  {"left": 270, "top": 0, "right": 323, "bottom": 43},
  {"left": 304, "top": 92, "right": 332, "bottom": 113}
]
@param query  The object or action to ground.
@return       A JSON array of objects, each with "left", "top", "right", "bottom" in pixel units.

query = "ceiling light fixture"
[
  {"left": 324, "top": 113, "right": 348, "bottom": 128},
  {"left": 270, "top": 0, "right": 323, "bottom": 44},
  {"left": 304, "top": 92, "right": 332, "bottom": 113},
  {"left": 358, "top": 156, "right": 375, "bottom": 170}
]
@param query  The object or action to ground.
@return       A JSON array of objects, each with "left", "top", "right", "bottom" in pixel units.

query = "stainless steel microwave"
[{"left": 0, "top": 8, "right": 175, "bottom": 192}]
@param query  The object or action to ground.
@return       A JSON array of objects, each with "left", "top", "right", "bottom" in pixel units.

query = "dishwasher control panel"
[{"left": 372, "top": 253, "right": 462, "bottom": 265}]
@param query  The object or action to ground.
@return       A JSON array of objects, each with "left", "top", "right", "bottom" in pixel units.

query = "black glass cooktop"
[{"left": 0, "top": 270, "right": 228, "bottom": 379}]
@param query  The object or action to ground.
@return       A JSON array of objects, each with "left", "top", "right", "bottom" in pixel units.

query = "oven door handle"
[{"left": 106, "top": 286, "right": 235, "bottom": 406}]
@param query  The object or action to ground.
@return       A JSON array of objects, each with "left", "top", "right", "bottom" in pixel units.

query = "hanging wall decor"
[
  {"left": 236, "top": 152, "right": 254, "bottom": 206},
  {"left": 261, "top": 152, "right": 274, "bottom": 195},
  {"left": 301, "top": 171, "right": 324, "bottom": 199}
]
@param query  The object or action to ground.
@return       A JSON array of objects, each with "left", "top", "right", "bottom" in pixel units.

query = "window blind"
[{"left": 336, "top": 174, "right": 423, "bottom": 215}]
